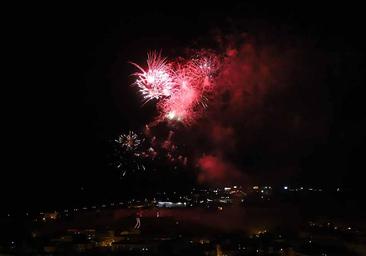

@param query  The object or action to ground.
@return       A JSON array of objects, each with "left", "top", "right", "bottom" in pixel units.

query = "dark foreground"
[
  {"left": 1, "top": 187, "right": 365, "bottom": 255},
  {"left": 2, "top": 207, "right": 366, "bottom": 255}
]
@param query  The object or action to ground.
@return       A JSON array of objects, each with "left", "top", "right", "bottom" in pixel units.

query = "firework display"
[
  {"left": 115, "top": 131, "right": 141, "bottom": 151},
  {"left": 130, "top": 52, "right": 175, "bottom": 102},
  {"left": 112, "top": 50, "right": 221, "bottom": 177},
  {"left": 131, "top": 51, "right": 220, "bottom": 124},
  {"left": 112, "top": 127, "right": 188, "bottom": 177}
]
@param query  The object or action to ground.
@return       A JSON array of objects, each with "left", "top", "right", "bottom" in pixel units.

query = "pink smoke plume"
[
  {"left": 125, "top": 32, "right": 331, "bottom": 185},
  {"left": 197, "top": 155, "right": 246, "bottom": 185}
]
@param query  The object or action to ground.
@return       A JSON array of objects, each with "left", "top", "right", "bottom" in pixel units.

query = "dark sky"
[{"left": 3, "top": 2, "right": 365, "bottom": 212}]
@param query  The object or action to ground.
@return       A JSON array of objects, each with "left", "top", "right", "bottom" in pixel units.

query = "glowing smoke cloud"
[{"left": 131, "top": 51, "right": 220, "bottom": 124}]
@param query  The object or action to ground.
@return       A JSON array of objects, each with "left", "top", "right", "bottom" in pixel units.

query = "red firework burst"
[{"left": 131, "top": 50, "right": 220, "bottom": 124}]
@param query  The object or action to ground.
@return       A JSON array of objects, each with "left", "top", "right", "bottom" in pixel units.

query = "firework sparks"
[
  {"left": 131, "top": 50, "right": 221, "bottom": 124},
  {"left": 115, "top": 131, "right": 141, "bottom": 151},
  {"left": 113, "top": 131, "right": 145, "bottom": 177},
  {"left": 111, "top": 128, "right": 189, "bottom": 178},
  {"left": 131, "top": 52, "right": 175, "bottom": 102}
]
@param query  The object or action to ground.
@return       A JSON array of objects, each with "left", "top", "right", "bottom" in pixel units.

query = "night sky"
[{"left": 3, "top": 3, "right": 365, "bottom": 212}]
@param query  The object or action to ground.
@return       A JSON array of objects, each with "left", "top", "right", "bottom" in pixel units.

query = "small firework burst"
[
  {"left": 115, "top": 131, "right": 141, "bottom": 151},
  {"left": 111, "top": 128, "right": 189, "bottom": 178}
]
